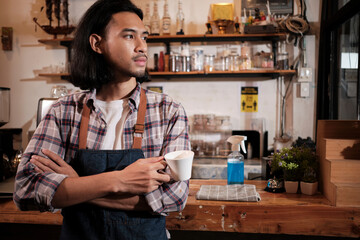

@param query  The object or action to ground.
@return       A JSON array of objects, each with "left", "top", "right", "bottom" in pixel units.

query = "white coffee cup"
[{"left": 164, "top": 150, "right": 194, "bottom": 181}]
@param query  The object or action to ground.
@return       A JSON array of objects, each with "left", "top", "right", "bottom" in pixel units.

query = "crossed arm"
[{"left": 30, "top": 149, "right": 170, "bottom": 211}]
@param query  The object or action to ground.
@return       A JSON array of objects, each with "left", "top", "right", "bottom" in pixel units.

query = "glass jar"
[
  {"left": 215, "top": 116, "right": 231, "bottom": 131},
  {"left": 182, "top": 56, "right": 191, "bottom": 72},
  {"left": 50, "top": 85, "right": 68, "bottom": 98},
  {"left": 191, "top": 48, "right": 204, "bottom": 71},
  {"left": 253, "top": 53, "right": 263, "bottom": 68},
  {"left": 239, "top": 56, "right": 252, "bottom": 70},
  {"left": 262, "top": 53, "right": 274, "bottom": 68},
  {"left": 240, "top": 43, "right": 251, "bottom": 58},
  {"left": 224, "top": 56, "right": 230, "bottom": 71},
  {"left": 229, "top": 54, "right": 239, "bottom": 71},
  {"left": 216, "top": 45, "right": 224, "bottom": 58},
  {"left": 173, "top": 54, "right": 182, "bottom": 72},
  {"left": 204, "top": 54, "right": 215, "bottom": 72},
  {"left": 193, "top": 114, "right": 204, "bottom": 130},
  {"left": 214, "top": 57, "right": 223, "bottom": 71},
  {"left": 204, "top": 114, "right": 216, "bottom": 131},
  {"left": 277, "top": 52, "right": 289, "bottom": 70}
]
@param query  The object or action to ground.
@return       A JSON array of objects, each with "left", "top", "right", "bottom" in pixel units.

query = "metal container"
[
  {"left": 170, "top": 54, "right": 182, "bottom": 72},
  {"left": 170, "top": 54, "right": 176, "bottom": 72},
  {"left": 182, "top": 56, "right": 191, "bottom": 72}
]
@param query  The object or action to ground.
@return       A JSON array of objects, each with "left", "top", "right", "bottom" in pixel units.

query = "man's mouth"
[{"left": 134, "top": 55, "right": 147, "bottom": 67}]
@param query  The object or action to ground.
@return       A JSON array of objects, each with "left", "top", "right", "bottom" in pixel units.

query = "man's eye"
[
  {"left": 142, "top": 36, "right": 148, "bottom": 41},
  {"left": 125, "top": 35, "right": 134, "bottom": 39}
]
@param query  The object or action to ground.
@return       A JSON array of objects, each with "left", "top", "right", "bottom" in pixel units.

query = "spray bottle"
[{"left": 227, "top": 135, "right": 247, "bottom": 184}]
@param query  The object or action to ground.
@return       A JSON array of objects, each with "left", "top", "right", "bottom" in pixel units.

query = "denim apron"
[{"left": 60, "top": 89, "right": 167, "bottom": 240}]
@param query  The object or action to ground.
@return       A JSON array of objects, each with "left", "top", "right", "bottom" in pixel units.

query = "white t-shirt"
[{"left": 95, "top": 98, "right": 130, "bottom": 150}]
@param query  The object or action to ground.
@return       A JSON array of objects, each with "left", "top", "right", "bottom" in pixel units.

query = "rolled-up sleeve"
[
  {"left": 144, "top": 102, "right": 191, "bottom": 215},
  {"left": 13, "top": 106, "right": 68, "bottom": 212}
]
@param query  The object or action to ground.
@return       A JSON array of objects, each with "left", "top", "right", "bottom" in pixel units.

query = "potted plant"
[
  {"left": 289, "top": 137, "right": 318, "bottom": 195},
  {"left": 270, "top": 147, "right": 293, "bottom": 179},
  {"left": 299, "top": 151, "right": 319, "bottom": 195},
  {"left": 270, "top": 147, "right": 301, "bottom": 193},
  {"left": 282, "top": 161, "right": 300, "bottom": 193}
]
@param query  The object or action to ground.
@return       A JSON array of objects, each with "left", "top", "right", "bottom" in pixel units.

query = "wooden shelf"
[
  {"left": 38, "top": 33, "right": 287, "bottom": 45},
  {"left": 37, "top": 33, "right": 294, "bottom": 81},
  {"left": 147, "top": 33, "right": 287, "bottom": 43},
  {"left": 38, "top": 38, "right": 72, "bottom": 47},
  {"left": 38, "top": 73, "right": 70, "bottom": 80},
  {"left": 38, "top": 69, "right": 296, "bottom": 80},
  {"left": 149, "top": 69, "right": 296, "bottom": 79}
]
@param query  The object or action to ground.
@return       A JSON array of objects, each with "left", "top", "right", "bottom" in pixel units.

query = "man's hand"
[
  {"left": 30, "top": 149, "right": 79, "bottom": 178},
  {"left": 114, "top": 156, "right": 171, "bottom": 195}
]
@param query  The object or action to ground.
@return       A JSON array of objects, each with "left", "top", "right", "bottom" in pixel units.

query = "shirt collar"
[
  {"left": 128, "top": 82, "right": 142, "bottom": 113},
  {"left": 86, "top": 82, "right": 142, "bottom": 113}
]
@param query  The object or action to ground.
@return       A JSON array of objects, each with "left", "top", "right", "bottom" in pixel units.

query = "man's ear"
[{"left": 89, "top": 34, "right": 103, "bottom": 54}]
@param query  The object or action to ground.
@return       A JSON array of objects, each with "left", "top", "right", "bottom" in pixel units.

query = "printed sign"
[{"left": 241, "top": 87, "right": 258, "bottom": 112}]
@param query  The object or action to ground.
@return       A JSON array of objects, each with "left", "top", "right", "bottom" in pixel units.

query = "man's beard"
[
  {"left": 131, "top": 68, "right": 146, "bottom": 78},
  {"left": 134, "top": 69, "right": 149, "bottom": 83}
]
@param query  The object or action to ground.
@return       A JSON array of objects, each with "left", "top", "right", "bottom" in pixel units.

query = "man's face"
[{"left": 99, "top": 12, "right": 148, "bottom": 79}]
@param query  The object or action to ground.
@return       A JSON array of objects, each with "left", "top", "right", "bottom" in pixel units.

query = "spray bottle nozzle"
[{"left": 227, "top": 135, "right": 247, "bottom": 154}]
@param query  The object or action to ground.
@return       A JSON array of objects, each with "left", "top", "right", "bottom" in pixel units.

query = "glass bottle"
[
  {"left": 176, "top": 0, "right": 185, "bottom": 35},
  {"left": 162, "top": 0, "right": 171, "bottom": 35},
  {"left": 158, "top": 51, "right": 165, "bottom": 71},
  {"left": 153, "top": 53, "right": 159, "bottom": 71},
  {"left": 150, "top": 0, "right": 160, "bottom": 36},
  {"left": 143, "top": 3, "right": 151, "bottom": 34}
]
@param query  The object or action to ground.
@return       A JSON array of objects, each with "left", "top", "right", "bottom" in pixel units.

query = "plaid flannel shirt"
[{"left": 13, "top": 83, "right": 190, "bottom": 215}]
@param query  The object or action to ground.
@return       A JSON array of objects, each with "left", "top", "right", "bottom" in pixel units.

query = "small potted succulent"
[
  {"left": 299, "top": 154, "right": 319, "bottom": 195},
  {"left": 292, "top": 137, "right": 318, "bottom": 195},
  {"left": 270, "top": 147, "right": 301, "bottom": 193},
  {"left": 282, "top": 161, "right": 300, "bottom": 193}
]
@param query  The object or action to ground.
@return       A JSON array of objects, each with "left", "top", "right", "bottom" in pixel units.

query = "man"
[{"left": 13, "top": 0, "right": 190, "bottom": 239}]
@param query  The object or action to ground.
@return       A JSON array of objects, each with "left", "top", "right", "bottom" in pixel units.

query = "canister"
[
  {"left": 169, "top": 54, "right": 177, "bottom": 72},
  {"left": 170, "top": 54, "right": 182, "bottom": 72},
  {"left": 191, "top": 48, "right": 204, "bottom": 71},
  {"left": 182, "top": 56, "right": 191, "bottom": 72}
]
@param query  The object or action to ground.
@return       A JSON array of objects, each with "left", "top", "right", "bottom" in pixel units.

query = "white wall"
[{"left": 0, "top": 0, "right": 320, "bottom": 151}]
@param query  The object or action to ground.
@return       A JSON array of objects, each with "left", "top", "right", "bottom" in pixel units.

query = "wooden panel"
[
  {"left": 335, "top": 183, "right": 360, "bottom": 207},
  {"left": 2, "top": 180, "right": 360, "bottom": 238},
  {"left": 0, "top": 200, "right": 62, "bottom": 225},
  {"left": 167, "top": 204, "right": 360, "bottom": 237},
  {"left": 324, "top": 139, "right": 360, "bottom": 160},
  {"left": 166, "top": 180, "right": 360, "bottom": 238},
  {"left": 330, "top": 159, "right": 360, "bottom": 183},
  {"left": 316, "top": 120, "right": 360, "bottom": 141},
  {"left": 320, "top": 158, "right": 336, "bottom": 205}
]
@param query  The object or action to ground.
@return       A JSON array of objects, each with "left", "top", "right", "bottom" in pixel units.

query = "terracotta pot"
[
  {"left": 284, "top": 180, "right": 298, "bottom": 193},
  {"left": 300, "top": 181, "right": 318, "bottom": 195}
]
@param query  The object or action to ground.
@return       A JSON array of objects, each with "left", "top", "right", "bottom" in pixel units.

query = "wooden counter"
[{"left": 1, "top": 180, "right": 359, "bottom": 238}]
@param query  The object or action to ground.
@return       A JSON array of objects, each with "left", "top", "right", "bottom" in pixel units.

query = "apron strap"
[
  {"left": 79, "top": 102, "right": 90, "bottom": 149},
  {"left": 78, "top": 88, "right": 147, "bottom": 150},
  {"left": 132, "top": 88, "right": 147, "bottom": 149}
]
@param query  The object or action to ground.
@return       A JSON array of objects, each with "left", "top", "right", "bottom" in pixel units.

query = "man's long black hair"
[{"left": 69, "top": 0, "right": 147, "bottom": 90}]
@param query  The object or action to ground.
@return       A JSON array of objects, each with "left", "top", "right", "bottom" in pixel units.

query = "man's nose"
[{"left": 135, "top": 38, "right": 147, "bottom": 53}]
